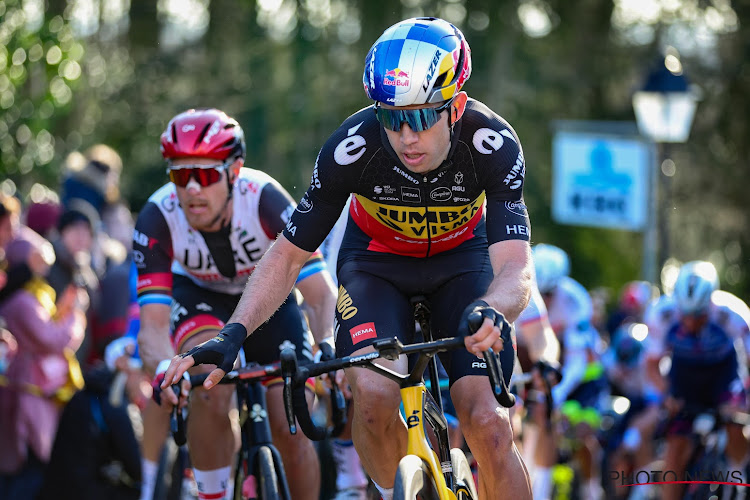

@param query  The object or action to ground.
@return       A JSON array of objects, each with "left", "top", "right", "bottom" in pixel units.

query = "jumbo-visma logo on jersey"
[{"left": 350, "top": 192, "right": 485, "bottom": 257}]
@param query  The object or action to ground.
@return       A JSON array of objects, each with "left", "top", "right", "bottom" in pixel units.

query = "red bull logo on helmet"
[{"left": 383, "top": 68, "right": 410, "bottom": 87}]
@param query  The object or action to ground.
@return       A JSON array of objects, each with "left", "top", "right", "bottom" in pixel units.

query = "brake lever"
[
  {"left": 170, "top": 384, "right": 187, "bottom": 446},
  {"left": 329, "top": 377, "right": 347, "bottom": 437},
  {"left": 467, "top": 310, "right": 516, "bottom": 408},
  {"left": 280, "top": 348, "right": 299, "bottom": 435}
]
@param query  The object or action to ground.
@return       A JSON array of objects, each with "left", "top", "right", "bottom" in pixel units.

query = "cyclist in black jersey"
[{"left": 165, "top": 18, "right": 534, "bottom": 500}]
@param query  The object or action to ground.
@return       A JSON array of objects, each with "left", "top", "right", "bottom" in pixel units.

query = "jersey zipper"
[{"left": 422, "top": 175, "right": 432, "bottom": 257}]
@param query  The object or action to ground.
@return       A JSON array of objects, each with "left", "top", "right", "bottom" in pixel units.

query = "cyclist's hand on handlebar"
[
  {"left": 459, "top": 299, "right": 511, "bottom": 356},
  {"left": 161, "top": 323, "right": 247, "bottom": 390},
  {"left": 152, "top": 360, "right": 191, "bottom": 410}
]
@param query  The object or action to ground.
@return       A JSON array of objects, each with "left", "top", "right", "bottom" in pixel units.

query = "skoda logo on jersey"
[
  {"left": 334, "top": 122, "right": 366, "bottom": 165},
  {"left": 505, "top": 201, "right": 528, "bottom": 217},
  {"left": 296, "top": 193, "right": 313, "bottom": 213},
  {"left": 430, "top": 187, "right": 452, "bottom": 202}
]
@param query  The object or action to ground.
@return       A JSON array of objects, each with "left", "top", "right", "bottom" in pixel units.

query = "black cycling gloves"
[
  {"left": 458, "top": 299, "right": 512, "bottom": 347},
  {"left": 182, "top": 322, "right": 247, "bottom": 373}
]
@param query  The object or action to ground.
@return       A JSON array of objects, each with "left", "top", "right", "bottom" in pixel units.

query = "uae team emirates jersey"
[
  {"left": 133, "top": 168, "right": 324, "bottom": 306},
  {"left": 283, "top": 98, "right": 531, "bottom": 258}
]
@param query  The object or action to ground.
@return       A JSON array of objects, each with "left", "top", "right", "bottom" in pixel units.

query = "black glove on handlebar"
[
  {"left": 181, "top": 322, "right": 247, "bottom": 373},
  {"left": 459, "top": 299, "right": 512, "bottom": 347},
  {"left": 318, "top": 341, "right": 336, "bottom": 362}
]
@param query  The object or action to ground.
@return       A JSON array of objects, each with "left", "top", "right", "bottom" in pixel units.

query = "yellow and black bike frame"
[{"left": 401, "top": 379, "right": 458, "bottom": 500}]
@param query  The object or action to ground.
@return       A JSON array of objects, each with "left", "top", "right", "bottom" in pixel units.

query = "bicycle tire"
[
  {"left": 450, "top": 449, "right": 478, "bottom": 500},
  {"left": 256, "top": 446, "right": 281, "bottom": 500},
  {"left": 394, "top": 455, "right": 440, "bottom": 500}
]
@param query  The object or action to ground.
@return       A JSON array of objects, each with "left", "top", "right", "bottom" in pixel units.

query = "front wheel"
[
  {"left": 256, "top": 446, "right": 281, "bottom": 500},
  {"left": 394, "top": 455, "right": 440, "bottom": 500},
  {"left": 450, "top": 449, "right": 478, "bottom": 500}
]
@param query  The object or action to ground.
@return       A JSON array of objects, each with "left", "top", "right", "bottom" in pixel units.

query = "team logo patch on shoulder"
[
  {"left": 505, "top": 201, "right": 527, "bottom": 216},
  {"left": 296, "top": 193, "right": 314, "bottom": 213}
]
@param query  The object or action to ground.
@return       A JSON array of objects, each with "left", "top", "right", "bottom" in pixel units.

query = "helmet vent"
[
  {"left": 433, "top": 71, "right": 448, "bottom": 90},
  {"left": 194, "top": 122, "right": 212, "bottom": 148}
]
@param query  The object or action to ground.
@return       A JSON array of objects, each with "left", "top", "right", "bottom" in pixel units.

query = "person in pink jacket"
[{"left": 0, "top": 229, "right": 86, "bottom": 499}]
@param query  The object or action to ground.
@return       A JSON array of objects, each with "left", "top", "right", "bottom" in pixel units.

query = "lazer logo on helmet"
[
  {"left": 422, "top": 50, "right": 443, "bottom": 92},
  {"left": 383, "top": 68, "right": 410, "bottom": 87}
]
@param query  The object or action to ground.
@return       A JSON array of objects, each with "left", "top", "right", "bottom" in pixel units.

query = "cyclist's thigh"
[
  {"left": 171, "top": 275, "right": 237, "bottom": 353},
  {"left": 242, "top": 292, "right": 313, "bottom": 364},
  {"left": 428, "top": 253, "right": 515, "bottom": 386},
  {"left": 334, "top": 263, "right": 415, "bottom": 358}
]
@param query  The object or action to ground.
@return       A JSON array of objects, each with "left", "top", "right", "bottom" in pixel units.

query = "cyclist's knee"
[
  {"left": 459, "top": 402, "right": 514, "bottom": 451},
  {"left": 189, "top": 383, "right": 234, "bottom": 419},
  {"left": 350, "top": 375, "right": 401, "bottom": 427}
]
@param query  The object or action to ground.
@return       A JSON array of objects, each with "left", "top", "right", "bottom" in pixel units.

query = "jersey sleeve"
[
  {"left": 257, "top": 179, "right": 297, "bottom": 240},
  {"left": 467, "top": 105, "right": 531, "bottom": 245},
  {"left": 282, "top": 112, "right": 370, "bottom": 252},
  {"left": 133, "top": 201, "right": 173, "bottom": 307}
]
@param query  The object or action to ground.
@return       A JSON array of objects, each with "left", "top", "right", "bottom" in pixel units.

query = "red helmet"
[{"left": 160, "top": 108, "right": 245, "bottom": 162}]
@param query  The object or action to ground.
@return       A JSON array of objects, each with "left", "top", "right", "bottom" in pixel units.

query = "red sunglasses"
[{"left": 167, "top": 162, "right": 229, "bottom": 188}]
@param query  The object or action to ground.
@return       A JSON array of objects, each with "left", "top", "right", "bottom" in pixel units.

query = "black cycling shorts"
[
  {"left": 334, "top": 249, "right": 515, "bottom": 387},
  {"left": 170, "top": 274, "right": 313, "bottom": 365}
]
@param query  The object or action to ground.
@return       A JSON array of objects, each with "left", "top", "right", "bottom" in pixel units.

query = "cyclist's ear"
[
  {"left": 229, "top": 158, "right": 243, "bottom": 181},
  {"left": 451, "top": 91, "right": 468, "bottom": 122}
]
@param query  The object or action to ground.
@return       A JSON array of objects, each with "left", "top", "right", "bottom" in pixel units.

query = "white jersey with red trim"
[{"left": 135, "top": 168, "right": 294, "bottom": 298}]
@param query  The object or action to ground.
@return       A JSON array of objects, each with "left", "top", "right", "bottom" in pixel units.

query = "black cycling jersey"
[{"left": 283, "top": 98, "right": 530, "bottom": 259}]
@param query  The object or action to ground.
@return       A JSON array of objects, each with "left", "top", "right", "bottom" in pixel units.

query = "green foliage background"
[{"left": 1, "top": 0, "right": 748, "bottom": 300}]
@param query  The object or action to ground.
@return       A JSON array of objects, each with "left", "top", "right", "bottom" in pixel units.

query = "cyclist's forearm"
[
  {"left": 138, "top": 303, "right": 174, "bottom": 375},
  {"left": 138, "top": 325, "right": 175, "bottom": 376},
  {"left": 229, "top": 236, "right": 310, "bottom": 336},
  {"left": 484, "top": 241, "right": 533, "bottom": 323},
  {"left": 296, "top": 271, "right": 337, "bottom": 344}
]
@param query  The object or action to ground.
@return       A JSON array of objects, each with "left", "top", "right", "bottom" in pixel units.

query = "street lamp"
[{"left": 632, "top": 47, "right": 698, "bottom": 284}]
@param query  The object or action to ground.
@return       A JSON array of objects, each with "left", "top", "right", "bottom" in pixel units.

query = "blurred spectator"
[
  {"left": 0, "top": 325, "right": 17, "bottom": 378},
  {"left": 61, "top": 144, "right": 122, "bottom": 215},
  {"left": 48, "top": 203, "right": 99, "bottom": 294},
  {"left": 24, "top": 199, "right": 62, "bottom": 241},
  {"left": 37, "top": 364, "right": 142, "bottom": 500},
  {"left": 46, "top": 203, "right": 99, "bottom": 367},
  {"left": 0, "top": 194, "right": 54, "bottom": 303},
  {"left": 0, "top": 230, "right": 86, "bottom": 499}
]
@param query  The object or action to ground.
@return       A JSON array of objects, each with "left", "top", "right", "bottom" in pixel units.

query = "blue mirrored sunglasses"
[{"left": 374, "top": 98, "right": 454, "bottom": 132}]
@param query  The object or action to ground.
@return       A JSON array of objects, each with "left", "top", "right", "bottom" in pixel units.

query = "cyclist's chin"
[{"left": 185, "top": 210, "right": 218, "bottom": 232}]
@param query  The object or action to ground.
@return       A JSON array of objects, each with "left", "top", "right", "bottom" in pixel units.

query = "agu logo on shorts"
[{"left": 350, "top": 322, "right": 377, "bottom": 345}]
